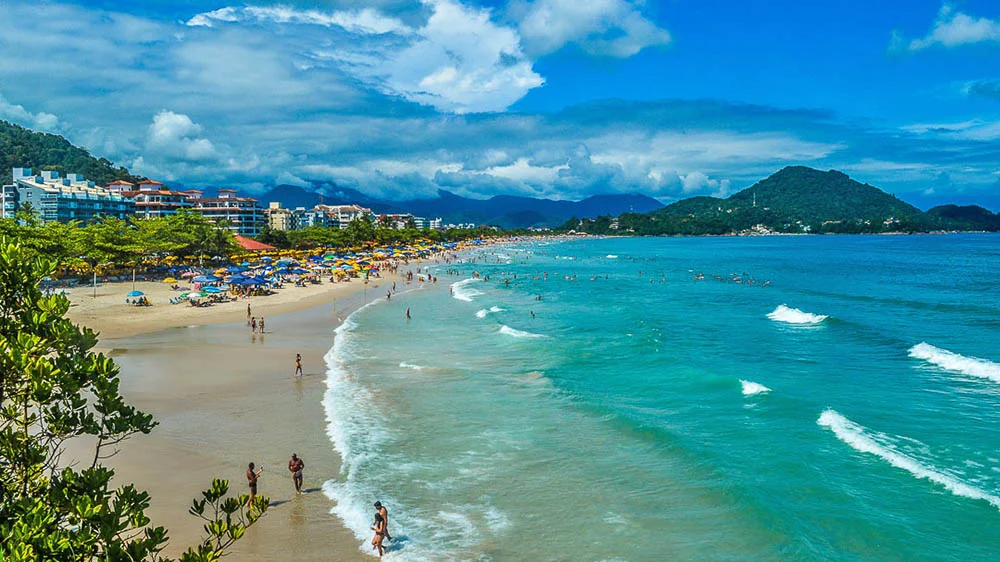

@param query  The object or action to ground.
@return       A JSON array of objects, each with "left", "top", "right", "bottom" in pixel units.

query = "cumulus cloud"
[
  {"left": 511, "top": 0, "right": 670, "bottom": 57},
  {"left": 895, "top": 4, "right": 1000, "bottom": 51},
  {"left": 146, "top": 110, "right": 218, "bottom": 161},
  {"left": 0, "top": 94, "right": 61, "bottom": 132},
  {"left": 189, "top": 1, "right": 543, "bottom": 113}
]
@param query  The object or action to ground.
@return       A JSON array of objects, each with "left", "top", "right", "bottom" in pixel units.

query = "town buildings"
[
  {"left": 184, "top": 189, "right": 265, "bottom": 237},
  {"left": 1, "top": 168, "right": 134, "bottom": 222},
  {"left": 118, "top": 180, "right": 194, "bottom": 219}
]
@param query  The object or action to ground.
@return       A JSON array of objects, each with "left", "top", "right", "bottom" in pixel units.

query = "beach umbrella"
[
  {"left": 180, "top": 271, "right": 196, "bottom": 278},
  {"left": 226, "top": 266, "right": 244, "bottom": 273},
  {"left": 260, "top": 257, "right": 273, "bottom": 262},
  {"left": 180, "top": 291, "right": 207, "bottom": 299},
  {"left": 204, "top": 286, "right": 224, "bottom": 294},
  {"left": 241, "top": 261, "right": 251, "bottom": 266},
  {"left": 163, "top": 277, "right": 178, "bottom": 283},
  {"left": 127, "top": 290, "right": 144, "bottom": 297}
]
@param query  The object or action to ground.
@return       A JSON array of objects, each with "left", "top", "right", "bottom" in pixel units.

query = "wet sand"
[{"left": 91, "top": 285, "right": 388, "bottom": 560}]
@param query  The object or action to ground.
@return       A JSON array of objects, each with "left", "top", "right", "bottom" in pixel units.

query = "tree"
[{"left": 0, "top": 239, "right": 267, "bottom": 561}]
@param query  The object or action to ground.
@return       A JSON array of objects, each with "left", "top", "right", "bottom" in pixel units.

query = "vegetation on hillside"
[
  {"left": 562, "top": 166, "right": 1000, "bottom": 236},
  {"left": 0, "top": 120, "right": 142, "bottom": 186}
]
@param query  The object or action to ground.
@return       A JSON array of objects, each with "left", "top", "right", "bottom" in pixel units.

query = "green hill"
[
  {"left": 0, "top": 120, "right": 140, "bottom": 186},
  {"left": 728, "top": 166, "right": 921, "bottom": 222},
  {"left": 575, "top": 166, "right": 994, "bottom": 236},
  {"left": 925, "top": 204, "right": 1000, "bottom": 231}
]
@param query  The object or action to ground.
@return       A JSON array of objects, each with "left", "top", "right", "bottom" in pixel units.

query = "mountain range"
[
  {"left": 257, "top": 183, "right": 664, "bottom": 228},
  {"left": 2, "top": 120, "right": 998, "bottom": 233}
]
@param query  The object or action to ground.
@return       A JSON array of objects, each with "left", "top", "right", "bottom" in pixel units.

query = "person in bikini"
[
  {"left": 246, "top": 462, "right": 263, "bottom": 507},
  {"left": 295, "top": 353, "right": 302, "bottom": 376},
  {"left": 288, "top": 453, "right": 304, "bottom": 494},
  {"left": 370, "top": 512, "right": 386, "bottom": 557}
]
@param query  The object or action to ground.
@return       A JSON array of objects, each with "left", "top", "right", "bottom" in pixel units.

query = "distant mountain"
[
  {"left": 0, "top": 120, "right": 141, "bottom": 186},
  {"left": 262, "top": 184, "right": 663, "bottom": 228},
  {"left": 925, "top": 204, "right": 1000, "bottom": 231},
  {"left": 727, "top": 166, "right": 922, "bottom": 221},
  {"left": 573, "top": 166, "right": 997, "bottom": 236}
]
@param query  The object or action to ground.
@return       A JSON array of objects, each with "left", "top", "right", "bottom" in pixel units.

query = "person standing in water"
[
  {"left": 259, "top": 317, "right": 265, "bottom": 334},
  {"left": 374, "top": 501, "right": 392, "bottom": 542},
  {"left": 295, "top": 353, "right": 303, "bottom": 376},
  {"left": 405, "top": 308, "right": 411, "bottom": 320}
]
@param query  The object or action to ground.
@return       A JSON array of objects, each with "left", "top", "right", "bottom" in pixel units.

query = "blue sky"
[{"left": 0, "top": 0, "right": 998, "bottom": 209}]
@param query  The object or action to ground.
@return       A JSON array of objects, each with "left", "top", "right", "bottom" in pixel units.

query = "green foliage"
[
  {"left": 0, "top": 121, "right": 141, "bottom": 186},
  {"left": 0, "top": 240, "right": 266, "bottom": 561},
  {"left": 565, "top": 166, "right": 999, "bottom": 237}
]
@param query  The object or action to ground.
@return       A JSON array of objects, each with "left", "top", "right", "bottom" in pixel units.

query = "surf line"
[{"left": 818, "top": 409, "right": 1000, "bottom": 510}]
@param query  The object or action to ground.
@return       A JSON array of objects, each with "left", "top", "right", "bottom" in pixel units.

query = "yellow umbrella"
[{"left": 163, "top": 277, "right": 178, "bottom": 283}]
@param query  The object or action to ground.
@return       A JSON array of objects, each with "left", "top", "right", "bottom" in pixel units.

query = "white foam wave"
[
  {"left": 499, "top": 325, "right": 546, "bottom": 339},
  {"left": 818, "top": 409, "right": 1000, "bottom": 510},
  {"left": 399, "top": 362, "right": 425, "bottom": 371},
  {"left": 909, "top": 342, "right": 1000, "bottom": 384},
  {"left": 606, "top": 254, "right": 618, "bottom": 258},
  {"left": 476, "top": 305, "right": 505, "bottom": 319},
  {"left": 451, "top": 278, "right": 483, "bottom": 302},
  {"left": 767, "top": 304, "right": 828, "bottom": 325},
  {"left": 740, "top": 380, "right": 771, "bottom": 396}
]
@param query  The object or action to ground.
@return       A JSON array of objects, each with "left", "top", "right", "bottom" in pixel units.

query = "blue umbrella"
[
  {"left": 127, "top": 290, "right": 144, "bottom": 297},
  {"left": 241, "top": 261, "right": 251, "bottom": 266},
  {"left": 204, "top": 286, "right": 224, "bottom": 294},
  {"left": 192, "top": 275, "right": 212, "bottom": 283},
  {"left": 226, "top": 266, "right": 244, "bottom": 273},
  {"left": 260, "top": 256, "right": 273, "bottom": 262}
]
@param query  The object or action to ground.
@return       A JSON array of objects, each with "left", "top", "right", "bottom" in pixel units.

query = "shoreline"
[{"left": 73, "top": 265, "right": 431, "bottom": 560}]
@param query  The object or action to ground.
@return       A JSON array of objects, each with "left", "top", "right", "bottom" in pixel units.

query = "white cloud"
[
  {"left": 680, "top": 171, "right": 731, "bottom": 196},
  {"left": 0, "top": 93, "right": 61, "bottom": 132},
  {"left": 902, "top": 119, "right": 1000, "bottom": 141},
  {"left": 187, "top": 5, "right": 408, "bottom": 35},
  {"left": 146, "top": 110, "right": 218, "bottom": 161},
  {"left": 513, "top": 0, "right": 671, "bottom": 57},
  {"left": 900, "top": 4, "right": 1000, "bottom": 51}
]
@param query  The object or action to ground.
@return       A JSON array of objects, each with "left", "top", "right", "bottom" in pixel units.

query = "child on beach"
[{"left": 295, "top": 353, "right": 302, "bottom": 376}]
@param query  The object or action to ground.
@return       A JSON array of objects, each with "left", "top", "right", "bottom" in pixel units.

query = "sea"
[{"left": 321, "top": 234, "right": 1000, "bottom": 561}]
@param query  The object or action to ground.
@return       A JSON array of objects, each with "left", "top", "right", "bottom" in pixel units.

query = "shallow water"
[{"left": 323, "top": 234, "right": 1000, "bottom": 561}]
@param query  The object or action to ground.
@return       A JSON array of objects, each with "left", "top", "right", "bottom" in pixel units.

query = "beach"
[{"left": 66, "top": 272, "right": 408, "bottom": 560}]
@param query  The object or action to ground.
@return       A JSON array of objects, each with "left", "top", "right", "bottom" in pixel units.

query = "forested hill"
[
  {"left": 727, "top": 166, "right": 921, "bottom": 221},
  {"left": 0, "top": 120, "right": 141, "bottom": 185},
  {"left": 567, "top": 166, "right": 999, "bottom": 235}
]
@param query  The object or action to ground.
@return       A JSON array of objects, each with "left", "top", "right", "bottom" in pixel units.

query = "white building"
[{"left": 2, "top": 168, "right": 134, "bottom": 222}]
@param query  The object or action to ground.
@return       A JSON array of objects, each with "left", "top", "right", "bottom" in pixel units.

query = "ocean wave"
[
  {"left": 606, "top": 254, "right": 618, "bottom": 258},
  {"left": 399, "top": 362, "right": 425, "bottom": 371},
  {"left": 767, "top": 304, "right": 828, "bottom": 325},
  {"left": 451, "top": 278, "right": 484, "bottom": 302},
  {"left": 817, "top": 409, "right": 1000, "bottom": 510},
  {"left": 740, "top": 380, "right": 771, "bottom": 396},
  {"left": 476, "top": 306, "right": 505, "bottom": 319},
  {"left": 499, "top": 325, "right": 546, "bottom": 338},
  {"left": 908, "top": 342, "right": 1000, "bottom": 384}
]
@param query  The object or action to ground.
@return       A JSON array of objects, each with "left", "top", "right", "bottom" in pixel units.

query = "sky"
[{"left": 0, "top": 0, "right": 998, "bottom": 209}]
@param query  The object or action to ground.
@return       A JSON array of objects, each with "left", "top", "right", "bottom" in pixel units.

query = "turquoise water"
[{"left": 322, "top": 235, "right": 1000, "bottom": 561}]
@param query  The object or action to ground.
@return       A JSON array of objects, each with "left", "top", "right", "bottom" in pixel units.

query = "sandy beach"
[
  {"left": 65, "top": 274, "right": 375, "bottom": 340},
  {"left": 66, "top": 271, "right": 415, "bottom": 560}
]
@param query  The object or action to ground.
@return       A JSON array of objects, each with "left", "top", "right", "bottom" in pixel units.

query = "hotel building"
[{"left": 1, "top": 168, "right": 134, "bottom": 222}]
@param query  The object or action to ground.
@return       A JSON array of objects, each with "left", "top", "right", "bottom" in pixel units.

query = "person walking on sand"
[
  {"left": 295, "top": 353, "right": 303, "bottom": 376},
  {"left": 374, "top": 501, "right": 392, "bottom": 542},
  {"left": 247, "top": 303, "right": 251, "bottom": 321},
  {"left": 288, "top": 453, "right": 305, "bottom": 494},
  {"left": 370, "top": 512, "right": 386, "bottom": 557},
  {"left": 246, "top": 462, "right": 263, "bottom": 507}
]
